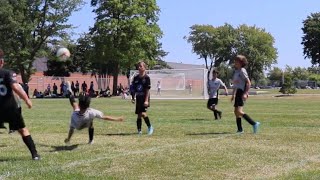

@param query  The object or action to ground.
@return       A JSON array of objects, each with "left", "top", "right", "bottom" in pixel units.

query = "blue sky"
[{"left": 68, "top": 0, "right": 320, "bottom": 68}]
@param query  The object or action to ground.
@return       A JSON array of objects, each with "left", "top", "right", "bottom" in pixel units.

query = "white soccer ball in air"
[{"left": 56, "top": 47, "right": 71, "bottom": 61}]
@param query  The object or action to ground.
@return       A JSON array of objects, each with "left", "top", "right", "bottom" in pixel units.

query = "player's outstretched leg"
[
  {"left": 216, "top": 110, "right": 222, "bottom": 119},
  {"left": 88, "top": 127, "right": 94, "bottom": 144},
  {"left": 242, "top": 114, "right": 260, "bottom": 134},
  {"left": 137, "top": 117, "right": 142, "bottom": 135},
  {"left": 236, "top": 117, "right": 243, "bottom": 134},
  {"left": 213, "top": 110, "right": 218, "bottom": 119},
  {"left": 20, "top": 128, "right": 40, "bottom": 160},
  {"left": 143, "top": 115, "right": 153, "bottom": 135}
]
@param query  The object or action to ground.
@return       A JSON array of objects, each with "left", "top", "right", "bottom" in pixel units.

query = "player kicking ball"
[
  {"left": 207, "top": 70, "right": 228, "bottom": 120},
  {"left": 64, "top": 93, "right": 124, "bottom": 144}
]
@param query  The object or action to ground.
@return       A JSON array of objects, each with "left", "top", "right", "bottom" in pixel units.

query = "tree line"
[{"left": 0, "top": 0, "right": 319, "bottom": 95}]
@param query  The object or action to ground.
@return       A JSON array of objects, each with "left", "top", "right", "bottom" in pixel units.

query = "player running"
[
  {"left": 231, "top": 55, "right": 260, "bottom": 134},
  {"left": 0, "top": 49, "right": 40, "bottom": 160},
  {"left": 207, "top": 70, "right": 228, "bottom": 120}
]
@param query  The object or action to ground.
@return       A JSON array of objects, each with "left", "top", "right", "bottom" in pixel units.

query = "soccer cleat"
[
  {"left": 253, "top": 122, "right": 260, "bottom": 134},
  {"left": 217, "top": 111, "right": 222, "bottom": 119},
  {"left": 138, "top": 130, "right": 142, "bottom": 136},
  {"left": 32, "top": 155, "right": 41, "bottom": 161},
  {"left": 147, "top": 126, "right": 154, "bottom": 135},
  {"left": 88, "top": 140, "right": 94, "bottom": 145},
  {"left": 236, "top": 130, "right": 244, "bottom": 134},
  {"left": 8, "top": 130, "right": 15, "bottom": 134}
]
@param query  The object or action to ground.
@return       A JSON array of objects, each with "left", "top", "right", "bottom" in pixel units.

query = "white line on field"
[
  {"left": 0, "top": 134, "right": 235, "bottom": 179},
  {"left": 2, "top": 133, "right": 319, "bottom": 179},
  {"left": 64, "top": 134, "right": 235, "bottom": 168}
]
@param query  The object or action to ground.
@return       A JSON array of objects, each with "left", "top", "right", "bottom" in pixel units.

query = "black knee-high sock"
[
  {"left": 89, "top": 127, "right": 94, "bottom": 141},
  {"left": 243, "top": 114, "right": 255, "bottom": 125},
  {"left": 236, "top": 118, "right": 243, "bottom": 131},
  {"left": 144, "top": 116, "right": 151, "bottom": 128},
  {"left": 213, "top": 110, "right": 218, "bottom": 119},
  {"left": 137, "top": 118, "right": 142, "bottom": 131},
  {"left": 22, "top": 135, "right": 38, "bottom": 157}
]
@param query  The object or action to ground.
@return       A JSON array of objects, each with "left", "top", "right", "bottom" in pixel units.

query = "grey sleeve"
[{"left": 240, "top": 68, "right": 249, "bottom": 80}]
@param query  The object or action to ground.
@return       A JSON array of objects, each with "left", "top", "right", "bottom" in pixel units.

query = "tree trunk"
[
  {"left": 204, "top": 56, "right": 208, "bottom": 69},
  {"left": 112, "top": 63, "right": 119, "bottom": 96},
  {"left": 19, "top": 66, "right": 28, "bottom": 84}
]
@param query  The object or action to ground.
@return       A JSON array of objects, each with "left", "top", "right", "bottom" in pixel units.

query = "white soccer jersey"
[
  {"left": 70, "top": 108, "right": 104, "bottom": 130},
  {"left": 232, "top": 68, "right": 249, "bottom": 91},
  {"left": 208, "top": 78, "right": 225, "bottom": 98}
]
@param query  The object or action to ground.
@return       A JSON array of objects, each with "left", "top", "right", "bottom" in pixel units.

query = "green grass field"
[{"left": 1, "top": 94, "right": 320, "bottom": 179}]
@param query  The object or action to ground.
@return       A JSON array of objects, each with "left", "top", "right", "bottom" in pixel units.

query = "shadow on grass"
[
  {"left": 38, "top": 143, "right": 81, "bottom": 152},
  {"left": 274, "top": 94, "right": 293, "bottom": 97},
  {"left": 186, "top": 132, "right": 231, "bottom": 136},
  {"left": 183, "top": 118, "right": 211, "bottom": 121},
  {"left": 101, "top": 132, "right": 137, "bottom": 136},
  {"left": 0, "top": 157, "right": 24, "bottom": 162}
]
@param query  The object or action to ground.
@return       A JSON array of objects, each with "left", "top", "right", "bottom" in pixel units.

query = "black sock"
[
  {"left": 144, "top": 116, "right": 151, "bottom": 128},
  {"left": 137, "top": 118, "right": 142, "bottom": 131},
  {"left": 22, "top": 135, "right": 38, "bottom": 158},
  {"left": 236, "top": 118, "right": 243, "bottom": 132},
  {"left": 243, "top": 114, "right": 256, "bottom": 125},
  {"left": 213, "top": 110, "right": 218, "bottom": 119},
  {"left": 89, "top": 127, "right": 94, "bottom": 141}
]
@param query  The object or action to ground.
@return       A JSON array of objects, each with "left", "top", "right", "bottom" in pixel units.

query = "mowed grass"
[{"left": 1, "top": 95, "right": 320, "bottom": 179}]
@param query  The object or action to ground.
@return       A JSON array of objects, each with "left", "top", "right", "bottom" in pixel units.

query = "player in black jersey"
[
  {"left": 131, "top": 61, "right": 154, "bottom": 135},
  {"left": 0, "top": 49, "right": 40, "bottom": 160}
]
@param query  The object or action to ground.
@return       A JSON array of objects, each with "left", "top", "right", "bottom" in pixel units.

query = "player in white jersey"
[
  {"left": 207, "top": 70, "right": 228, "bottom": 120},
  {"left": 64, "top": 94, "right": 124, "bottom": 144},
  {"left": 231, "top": 55, "right": 260, "bottom": 134}
]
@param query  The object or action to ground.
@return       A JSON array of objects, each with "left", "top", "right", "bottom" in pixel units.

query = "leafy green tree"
[
  {"left": 185, "top": 24, "right": 237, "bottom": 69},
  {"left": 0, "top": 0, "right": 84, "bottom": 83},
  {"left": 185, "top": 25, "right": 215, "bottom": 69},
  {"left": 44, "top": 36, "right": 78, "bottom": 77},
  {"left": 90, "top": 0, "right": 164, "bottom": 95},
  {"left": 307, "top": 66, "right": 320, "bottom": 74},
  {"left": 292, "top": 67, "right": 309, "bottom": 81},
  {"left": 301, "top": 12, "right": 320, "bottom": 66},
  {"left": 279, "top": 75, "right": 297, "bottom": 95},
  {"left": 308, "top": 73, "right": 320, "bottom": 86},
  {"left": 185, "top": 23, "right": 237, "bottom": 90},
  {"left": 215, "top": 62, "right": 233, "bottom": 87},
  {"left": 186, "top": 24, "right": 277, "bottom": 87},
  {"left": 268, "top": 67, "right": 283, "bottom": 86},
  {"left": 235, "top": 24, "right": 278, "bottom": 82}
]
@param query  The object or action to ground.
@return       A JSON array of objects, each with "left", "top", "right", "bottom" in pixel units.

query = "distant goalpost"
[{"left": 130, "top": 68, "right": 208, "bottom": 99}]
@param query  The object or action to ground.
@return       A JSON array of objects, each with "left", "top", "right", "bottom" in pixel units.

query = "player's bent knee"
[
  {"left": 141, "top": 113, "right": 147, "bottom": 118},
  {"left": 18, "top": 128, "right": 30, "bottom": 136}
]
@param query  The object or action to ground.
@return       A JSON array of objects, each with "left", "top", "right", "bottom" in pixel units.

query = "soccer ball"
[{"left": 56, "top": 47, "right": 71, "bottom": 61}]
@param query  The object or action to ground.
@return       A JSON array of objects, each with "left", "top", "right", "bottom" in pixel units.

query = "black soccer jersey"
[
  {"left": 132, "top": 74, "right": 151, "bottom": 97},
  {"left": 0, "top": 68, "right": 18, "bottom": 108}
]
